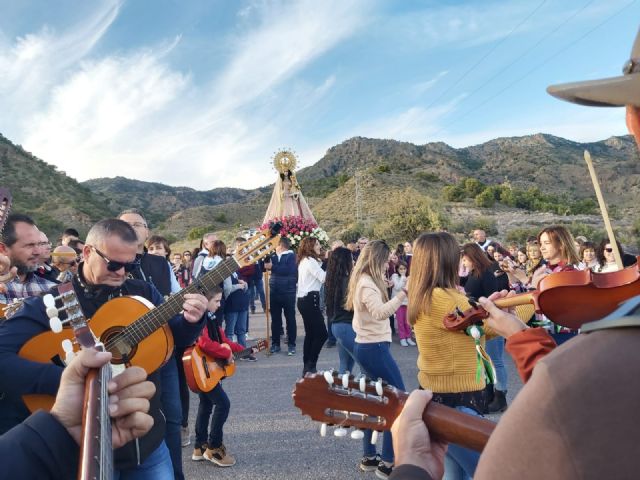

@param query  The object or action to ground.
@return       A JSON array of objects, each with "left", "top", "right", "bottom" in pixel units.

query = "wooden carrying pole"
[
  {"left": 264, "top": 270, "right": 271, "bottom": 353},
  {"left": 584, "top": 150, "right": 624, "bottom": 270}
]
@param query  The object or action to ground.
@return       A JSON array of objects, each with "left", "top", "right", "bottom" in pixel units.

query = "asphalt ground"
[{"left": 181, "top": 311, "right": 523, "bottom": 480}]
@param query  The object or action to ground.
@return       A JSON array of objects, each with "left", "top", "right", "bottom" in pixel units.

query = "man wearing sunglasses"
[{"left": 0, "top": 218, "right": 207, "bottom": 479}]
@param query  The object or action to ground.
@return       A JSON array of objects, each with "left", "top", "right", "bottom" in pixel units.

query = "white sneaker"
[
  {"left": 407, "top": 338, "right": 416, "bottom": 346},
  {"left": 400, "top": 339, "right": 408, "bottom": 347}
]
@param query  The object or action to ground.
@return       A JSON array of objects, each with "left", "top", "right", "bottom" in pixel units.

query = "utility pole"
[{"left": 355, "top": 170, "right": 363, "bottom": 224}]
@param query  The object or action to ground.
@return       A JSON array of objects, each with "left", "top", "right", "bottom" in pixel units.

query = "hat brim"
[{"left": 547, "top": 74, "right": 640, "bottom": 107}]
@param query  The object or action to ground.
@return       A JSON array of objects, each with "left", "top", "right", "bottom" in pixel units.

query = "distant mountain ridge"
[{"left": 2, "top": 131, "right": 638, "bottom": 243}]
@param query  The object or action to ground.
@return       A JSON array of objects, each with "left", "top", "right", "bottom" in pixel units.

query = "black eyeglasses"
[{"left": 90, "top": 245, "right": 140, "bottom": 272}]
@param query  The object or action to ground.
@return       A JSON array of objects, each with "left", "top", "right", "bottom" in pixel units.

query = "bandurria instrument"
[
  {"left": 293, "top": 370, "right": 495, "bottom": 452},
  {"left": 182, "top": 339, "right": 268, "bottom": 393},
  {"left": 20, "top": 224, "right": 281, "bottom": 412}
]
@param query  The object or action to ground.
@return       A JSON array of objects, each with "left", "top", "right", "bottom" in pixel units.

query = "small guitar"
[
  {"left": 20, "top": 224, "right": 281, "bottom": 412},
  {"left": 0, "top": 187, "right": 14, "bottom": 317},
  {"left": 293, "top": 370, "right": 496, "bottom": 452},
  {"left": 183, "top": 339, "right": 268, "bottom": 393},
  {"left": 50, "top": 283, "right": 115, "bottom": 480}
]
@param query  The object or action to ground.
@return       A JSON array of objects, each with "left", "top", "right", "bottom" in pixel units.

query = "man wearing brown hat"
[{"left": 389, "top": 28, "right": 640, "bottom": 480}]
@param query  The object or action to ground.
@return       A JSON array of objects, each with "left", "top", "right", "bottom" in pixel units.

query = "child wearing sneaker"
[
  {"left": 192, "top": 288, "right": 243, "bottom": 467},
  {"left": 391, "top": 262, "right": 414, "bottom": 347}
]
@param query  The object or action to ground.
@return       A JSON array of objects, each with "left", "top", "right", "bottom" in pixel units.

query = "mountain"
[
  {"left": 0, "top": 133, "right": 113, "bottom": 237},
  {"left": 2, "top": 131, "right": 638, "bottom": 246}
]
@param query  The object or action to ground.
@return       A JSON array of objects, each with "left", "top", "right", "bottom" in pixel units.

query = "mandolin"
[
  {"left": 182, "top": 339, "right": 268, "bottom": 393},
  {"left": 20, "top": 224, "right": 281, "bottom": 412},
  {"left": 293, "top": 370, "right": 495, "bottom": 452}
]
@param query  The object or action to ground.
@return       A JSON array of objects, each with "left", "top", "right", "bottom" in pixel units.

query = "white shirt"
[{"left": 297, "top": 257, "right": 326, "bottom": 298}]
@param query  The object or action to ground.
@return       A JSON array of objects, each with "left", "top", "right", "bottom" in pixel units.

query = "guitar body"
[
  {"left": 183, "top": 345, "right": 235, "bottom": 393},
  {"left": 20, "top": 295, "right": 173, "bottom": 412}
]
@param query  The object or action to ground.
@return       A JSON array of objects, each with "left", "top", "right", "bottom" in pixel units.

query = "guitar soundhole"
[{"left": 101, "top": 326, "right": 137, "bottom": 365}]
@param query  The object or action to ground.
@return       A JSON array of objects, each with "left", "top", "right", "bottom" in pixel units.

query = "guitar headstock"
[
  {"left": 443, "top": 301, "right": 488, "bottom": 332},
  {"left": 234, "top": 222, "right": 282, "bottom": 268},
  {"left": 43, "top": 283, "right": 97, "bottom": 362},
  {"left": 0, "top": 187, "right": 12, "bottom": 234},
  {"left": 292, "top": 370, "right": 407, "bottom": 437},
  {"left": 252, "top": 339, "right": 269, "bottom": 353}
]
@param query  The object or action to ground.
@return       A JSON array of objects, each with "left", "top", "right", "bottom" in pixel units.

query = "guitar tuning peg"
[
  {"left": 350, "top": 429, "right": 364, "bottom": 440},
  {"left": 359, "top": 375, "right": 367, "bottom": 393},
  {"left": 320, "top": 423, "right": 327, "bottom": 437},
  {"left": 45, "top": 306, "right": 59, "bottom": 319},
  {"left": 43, "top": 294, "right": 55, "bottom": 308},
  {"left": 334, "top": 427, "right": 348, "bottom": 437},
  {"left": 375, "top": 379, "right": 383, "bottom": 396},
  {"left": 342, "top": 372, "right": 350, "bottom": 388},
  {"left": 61, "top": 339, "right": 75, "bottom": 363},
  {"left": 371, "top": 430, "right": 379, "bottom": 444},
  {"left": 49, "top": 317, "right": 63, "bottom": 333},
  {"left": 323, "top": 370, "right": 334, "bottom": 385}
]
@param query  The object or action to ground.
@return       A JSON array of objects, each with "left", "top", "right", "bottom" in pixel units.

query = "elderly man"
[
  {"left": 389, "top": 26, "right": 640, "bottom": 480},
  {"left": 0, "top": 219, "right": 207, "bottom": 478},
  {"left": 0, "top": 214, "right": 57, "bottom": 303}
]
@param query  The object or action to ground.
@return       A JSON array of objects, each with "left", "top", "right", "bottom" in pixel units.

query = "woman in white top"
[
  {"left": 296, "top": 237, "right": 327, "bottom": 375},
  {"left": 345, "top": 240, "right": 407, "bottom": 478},
  {"left": 596, "top": 239, "right": 623, "bottom": 273}
]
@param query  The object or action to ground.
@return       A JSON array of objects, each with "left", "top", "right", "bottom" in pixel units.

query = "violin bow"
[{"left": 584, "top": 150, "right": 624, "bottom": 270}]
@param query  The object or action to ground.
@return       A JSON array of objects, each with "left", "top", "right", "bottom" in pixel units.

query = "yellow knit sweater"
[{"left": 414, "top": 288, "right": 487, "bottom": 393}]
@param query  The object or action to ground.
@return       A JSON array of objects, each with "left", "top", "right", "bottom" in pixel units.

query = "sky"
[{"left": 0, "top": 0, "right": 638, "bottom": 190}]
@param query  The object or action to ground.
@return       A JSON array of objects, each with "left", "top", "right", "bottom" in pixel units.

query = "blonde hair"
[
  {"left": 345, "top": 240, "right": 390, "bottom": 311},
  {"left": 407, "top": 232, "right": 460, "bottom": 326}
]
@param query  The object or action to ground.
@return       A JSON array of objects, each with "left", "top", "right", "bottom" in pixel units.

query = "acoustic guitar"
[
  {"left": 183, "top": 339, "right": 268, "bottom": 393},
  {"left": 293, "top": 370, "right": 496, "bottom": 452},
  {"left": 19, "top": 224, "right": 281, "bottom": 412}
]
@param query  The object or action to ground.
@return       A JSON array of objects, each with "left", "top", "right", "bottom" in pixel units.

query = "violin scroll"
[{"left": 443, "top": 300, "right": 490, "bottom": 332}]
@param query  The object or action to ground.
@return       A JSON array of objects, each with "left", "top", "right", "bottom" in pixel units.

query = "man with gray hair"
[{"left": 0, "top": 218, "right": 207, "bottom": 478}]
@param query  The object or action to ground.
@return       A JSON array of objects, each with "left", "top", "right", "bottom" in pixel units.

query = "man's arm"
[{"left": 147, "top": 285, "right": 205, "bottom": 348}]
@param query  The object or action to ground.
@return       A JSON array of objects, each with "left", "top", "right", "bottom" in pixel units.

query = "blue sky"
[{"left": 0, "top": 0, "right": 638, "bottom": 189}]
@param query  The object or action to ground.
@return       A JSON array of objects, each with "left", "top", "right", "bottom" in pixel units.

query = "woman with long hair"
[
  {"left": 460, "top": 243, "right": 508, "bottom": 413},
  {"left": 596, "top": 238, "right": 625, "bottom": 273},
  {"left": 346, "top": 240, "right": 407, "bottom": 479},
  {"left": 408, "top": 232, "right": 492, "bottom": 480},
  {"left": 297, "top": 237, "right": 327, "bottom": 375},
  {"left": 324, "top": 247, "right": 356, "bottom": 374}
]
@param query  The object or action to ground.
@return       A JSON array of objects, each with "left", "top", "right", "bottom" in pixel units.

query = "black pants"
[
  {"left": 297, "top": 291, "right": 327, "bottom": 373},
  {"left": 270, "top": 290, "right": 297, "bottom": 347},
  {"left": 174, "top": 347, "right": 190, "bottom": 427}
]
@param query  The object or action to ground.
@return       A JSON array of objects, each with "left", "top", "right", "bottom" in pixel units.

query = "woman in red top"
[{"left": 192, "top": 288, "right": 245, "bottom": 468}]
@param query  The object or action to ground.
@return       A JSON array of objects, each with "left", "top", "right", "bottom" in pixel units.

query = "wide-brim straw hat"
[{"left": 547, "top": 28, "right": 640, "bottom": 107}]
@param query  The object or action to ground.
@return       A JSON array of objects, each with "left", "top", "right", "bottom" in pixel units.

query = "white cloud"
[{"left": 1, "top": 0, "right": 368, "bottom": 189}]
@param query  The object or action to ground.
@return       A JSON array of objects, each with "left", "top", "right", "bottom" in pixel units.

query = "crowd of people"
[{"left": 1, "top": 24, "right": 640, "bottom": 480}]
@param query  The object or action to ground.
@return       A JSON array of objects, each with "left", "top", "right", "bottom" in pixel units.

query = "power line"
[
  {"left": 423, "top": 0, "right": 548, "bottom": 112},
  {"left": 432, "top": 0, "right": 638, "bottom": 138}
]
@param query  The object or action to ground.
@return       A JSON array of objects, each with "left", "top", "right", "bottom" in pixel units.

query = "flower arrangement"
[{"left": 261, "top": 215, "right": 329, "bottom": 250}]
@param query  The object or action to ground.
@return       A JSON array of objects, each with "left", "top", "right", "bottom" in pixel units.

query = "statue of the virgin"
[{"left": 262, "top": 150, "right": 317, "bottom": 224}]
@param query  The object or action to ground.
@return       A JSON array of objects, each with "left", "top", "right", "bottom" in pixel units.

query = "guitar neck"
[
  {"left": 78, "top": 363, "right": 113, "bottom": 480},
  {"left": 493, "top": 291, "right": 535, "bottom": 309},
  {"left": 233, "top": 346, "right": 253, "bottom": 360},
  {"left": 122, "top": 257, "right": 240, "bottom": 346}
]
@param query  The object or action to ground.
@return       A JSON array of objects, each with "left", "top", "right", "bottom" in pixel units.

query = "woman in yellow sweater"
[{"left": 407, "top": 232, "right": 490, "bottom": 480}]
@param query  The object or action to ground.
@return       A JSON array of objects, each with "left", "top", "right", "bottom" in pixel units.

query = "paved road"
[{"left": 181, "top": 312, "right": 523, "bottom": 480}]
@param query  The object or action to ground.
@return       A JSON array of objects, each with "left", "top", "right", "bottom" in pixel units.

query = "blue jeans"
[
  {"left": 114, "top": 441, "right": 173, "bottom": 480},
  {"left": 331, "top": 322, "right": 357, "bottom": 374},
  {"left": 443, "top": 406, "right": 482, "bottom": 480},
  {"left": 486, "top": 337, "right": 507, "bottom": 392},
  {"left": 159, "top": 358, "right": 184, "bottom": 480},
  {"left": 194, "top": 383, "right": 230, "bottom": 449},
  {"left": 353, "top": 342, "right": 405, "bottom": 463},
  {"left": 225, "top": 310, "right": 248, "bottom": 347},
  {"left": 249, "top": 278, "right": 266, "bottom": 310}
]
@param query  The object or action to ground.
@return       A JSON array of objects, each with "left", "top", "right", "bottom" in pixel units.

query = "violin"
[{"left": 444, "top": 257, "right": 640, "bottom": 331}]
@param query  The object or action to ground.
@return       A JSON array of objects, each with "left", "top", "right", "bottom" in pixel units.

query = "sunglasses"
[
  {"left": 90, "top": 245, "right": 140, "bottom": 272},
  {"left": 605, "top": 247, "right": 614, "bottom": 253}
]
